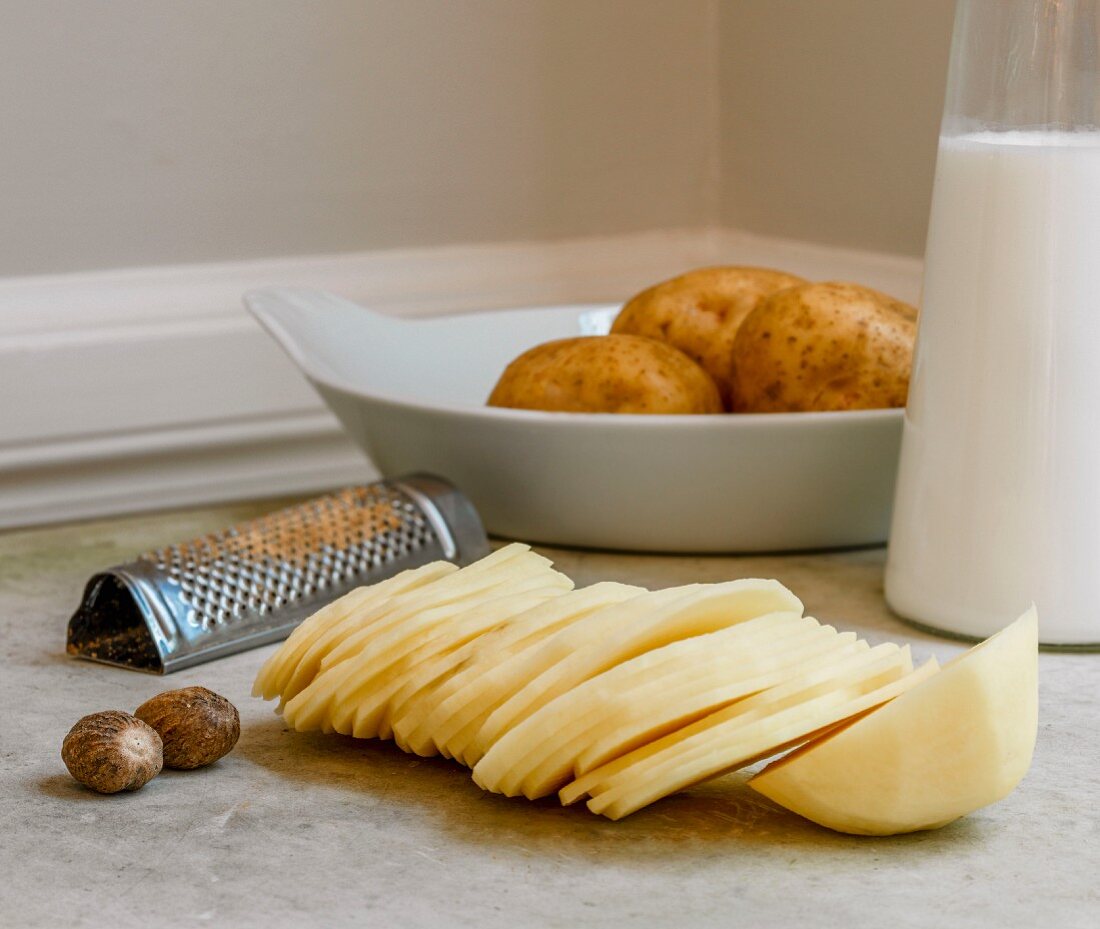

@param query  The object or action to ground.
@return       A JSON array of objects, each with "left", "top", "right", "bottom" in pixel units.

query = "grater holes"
[{"left": 138, "top": 484, "right": 439, "bottom": 629}]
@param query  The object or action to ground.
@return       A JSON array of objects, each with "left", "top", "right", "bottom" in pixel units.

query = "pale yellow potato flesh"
[
  {"left": 319, "top": 570, "right": 572, "bottom": 736},
  {"left": 587, "top": 650, "right": 932, "bottom": 820},
  {"left": 325, "top": 567, "right": 572, "bottom": 734},
  {"left": 749, "top": 609, "right": 1037, "bottom": 835},
  {"left": 444, "top": 586, "right": 707, "bottom": 765},
  {"left": 517, "top": 617, "right": 834, "bottom": 796},
  {"left": 318, "top": 544, "right": 542, "bottom": 673},
  {"left": 475, "top": 612, "right": 821, "bottom": 797},
  {"left": 467, "top": 579, "right": 804, "bottom": 768},
  {"left": 403, "top": 594, "right": 718, "bottom": 761},
  {"left": 516, "top": 630, "right": 867, "bottom": 801},
  {"left": 332, "top": 585, "right": 571, "bottom": 740},
  {"left": 559, "top": 642, "right": 906, "bottom": 808},
  {"left": 392, "top": 582, "right": 645, "bottom": 755},
  {"left": 592, "top": 653, "right": 932, "bottom": 820},
  {"left": 571, "top": 630, "right": 862, "bottom": 779},
  {"left": 281, "top": 549, "right": 565, "bottom": 732},
  {"left": 253, "top": 585, "right": 385, "bottom": 701},
  {"left": 254, "top": 561, "right": 459, "bottom": 703}
]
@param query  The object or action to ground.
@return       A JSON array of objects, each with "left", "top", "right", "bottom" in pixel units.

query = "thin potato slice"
[
  {"left": 476, "top": 612, "right": 818, "bottom": 797},
  {"left": 282, "top": 551, "right": 567, "bottom": 732},
  {"left": 253, "top": 561, "right": 458, "bottom": 702},
  {"left": 281, "top": 547, "right": 541, "bottom": 704},
  {"left": 594, "top": 656, "right": 936, "bottom": 820},
  {"left": 559, "top": 642, "right": 901, "bottom": 807},
  {"left": 325, "top": 570, "right": 573, "bottom": 736},
  {"left": 572, "top": 629, "right": 862, "bottom": 778},
  {"left": 584, "top": 646, "right": 923, "bottom": 819},
  {"left": 519, "top": 628, "right": 865, "bottom": 800},
  {"left": 396, "top": 583, "right": 645, "bottom": 756},
  {"left": 340, "top": 586, "right": 570, "bottom": 740},
  {"left": 443, "top": 586, "right": 707, "bottom": 765},
  {"left": 318, "top": 544, "right": 545, "bottom": 673},
  {"left": 531, "top": 616, "right": 833, "bottom": 789},
  {"left": 468, "top": 579, "right": 803, "bottom": 769}
]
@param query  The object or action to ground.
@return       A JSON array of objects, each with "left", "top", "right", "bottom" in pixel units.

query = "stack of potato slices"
[{"left": 254, "top": 543, "right": 948, "bottom": 821}]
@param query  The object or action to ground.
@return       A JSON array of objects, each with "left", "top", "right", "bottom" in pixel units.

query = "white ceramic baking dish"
[{"left": 246, "top": 287, "right": 903, "bottom": 552}]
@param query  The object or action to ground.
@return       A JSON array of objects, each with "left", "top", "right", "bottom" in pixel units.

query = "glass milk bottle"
[{"left": 886, "top": 0, "right": 1100, "bottom": 645}]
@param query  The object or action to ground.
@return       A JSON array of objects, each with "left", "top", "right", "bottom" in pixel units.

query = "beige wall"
[
  {"left": 719, "top": 0, "right": 955, "bottom": 256},
  {"left": 1, "top": 1, "right": 957, "bottom": 277},
  {"left": 0, "top": 0, "right": 717, "bottom": 276}
]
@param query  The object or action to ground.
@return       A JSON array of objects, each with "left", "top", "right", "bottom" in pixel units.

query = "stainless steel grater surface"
[{"left": 66, "top": 474, "right": 489, "bottom": 674}]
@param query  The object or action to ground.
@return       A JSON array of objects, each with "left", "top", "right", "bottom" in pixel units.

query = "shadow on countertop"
[{"left": 234, "top": 714, "right": 985, "bottom": 863}]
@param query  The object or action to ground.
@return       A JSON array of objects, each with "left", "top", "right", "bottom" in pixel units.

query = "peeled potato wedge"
[{"left": 749, "top": 608, "right": 1037, "bottom": 835}]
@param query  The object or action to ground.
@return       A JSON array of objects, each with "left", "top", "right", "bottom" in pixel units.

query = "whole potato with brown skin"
[
  {"left": 729, "top": 282, "right": 917, "bottom": 413},
  {"left": 612, "top": 266, "right": 807, "bottom": 408},
  {"left": 488, "top": 335, "right": 722, "bottom": 414}
]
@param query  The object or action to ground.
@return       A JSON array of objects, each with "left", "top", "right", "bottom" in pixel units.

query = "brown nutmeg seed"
[
  {"left": 61, "top": 711, "right": 163, "bottom": 794},
  {"left": 134, "top": 686, "right": 240, "bottom": 769}
]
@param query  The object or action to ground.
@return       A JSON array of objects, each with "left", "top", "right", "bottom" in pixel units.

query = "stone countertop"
[{"left": 1, "top": 501, "right": 1097, "bottom": 929}]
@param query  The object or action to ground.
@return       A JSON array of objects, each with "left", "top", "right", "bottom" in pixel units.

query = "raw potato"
[
  {"left": 394, "top": 582, "right": 645, "bottom": 756},
  {"left": 568, "top": 630, "right": 862, "bottom": 784},
  {"left": 253, "top": 561, "right": 458, "bottom": 703},
  {"left": 558, "top": 643, "right": 905, "bottom": 809},
  {"left": 255, "top": 546, "right": 1036, "bottom": 833},
  {"left": 612, "top": 266, "right": 807, "bottom": 407},
  {"left": 336, "top": 584, "right": 571, "bottom": 739},
  {"left": 468, "top": 579, "right": 803, "bottom": 767},
  {"left": 749, "top": 608, "right": 1037, "bottom": 835},
  {"left": 485, "top": 616, "right": 848, "bottom": 799},
  {"left": 729, "top": 281, "right": 917, "bottom": 412},
  {"left": 487, "top": 334, "right": 722, "bottom": 414},
  {"left": 579, "top": 647, "right": 928, "bottom": 820},
  {"left": 591, "top": 658, "right": 937, "bottom": 821},
  {"left": 281, "top": 545, "right": 561, "bottom": 732}
]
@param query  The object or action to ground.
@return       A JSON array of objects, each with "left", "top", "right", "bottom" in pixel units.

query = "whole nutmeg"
[
  {"left": 135, "top": 686, "right": 240, "bottom": 769},
  {"left": 61, "top": 711, "right": 163, "bottom": 794}
]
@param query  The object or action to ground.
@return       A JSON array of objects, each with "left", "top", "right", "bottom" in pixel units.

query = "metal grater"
[{"left": 66, "top": 474, "right": 489, "bottom": 674}]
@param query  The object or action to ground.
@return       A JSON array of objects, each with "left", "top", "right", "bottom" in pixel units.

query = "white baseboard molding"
[
  {"left": 0, "top": 414, "right": 376, "bottom": 530},
  {"left": 0, "top": 227, "right": 921, "bottom": 529}
]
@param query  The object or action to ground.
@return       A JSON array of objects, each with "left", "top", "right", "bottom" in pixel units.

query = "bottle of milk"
[{"left": 885, "top": 0, "right": 1100, "bottom": 645}]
